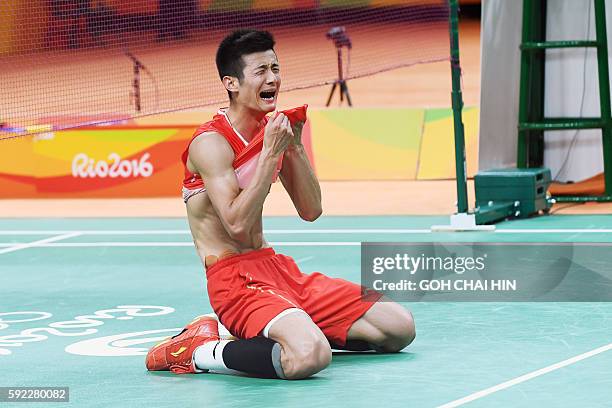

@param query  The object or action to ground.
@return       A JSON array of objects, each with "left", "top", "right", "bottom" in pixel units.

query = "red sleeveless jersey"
[{"left": 181, "top": 105, "right": 307, "bottom": 191}]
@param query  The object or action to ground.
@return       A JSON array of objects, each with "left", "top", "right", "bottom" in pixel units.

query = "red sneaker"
[{"left": 146, "top": 315, "right": 219, "bottom": 374}]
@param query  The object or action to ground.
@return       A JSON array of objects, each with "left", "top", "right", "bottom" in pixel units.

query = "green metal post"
[
  {"left": 518, "top": 0, "right": 546, "bottom": 168},
  {"left": 594, "top": 0, "right": 612, "bottom": 196},
  {"left": 517, "top": 0, "right": 532, "bottom": 167},
  {"left": 449, "top": 0, "right": 468, "bottom": 214}
]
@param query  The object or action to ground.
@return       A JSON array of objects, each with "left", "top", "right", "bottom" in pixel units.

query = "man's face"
[{"left": 227, "top": 49, "right": 281, "bottom": 113}]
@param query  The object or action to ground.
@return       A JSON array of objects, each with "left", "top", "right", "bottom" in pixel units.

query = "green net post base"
[{"left": 474, "top": 167, "right": 553, "bottom": 222}]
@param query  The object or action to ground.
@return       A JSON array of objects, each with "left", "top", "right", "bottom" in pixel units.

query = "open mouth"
[{"left": 259, "top": 90, "right": 276, "bottom": 103}]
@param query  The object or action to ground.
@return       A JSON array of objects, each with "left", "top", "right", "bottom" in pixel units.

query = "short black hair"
[{"left": 215, "top": 29, "right": 276, "bottom": 100}]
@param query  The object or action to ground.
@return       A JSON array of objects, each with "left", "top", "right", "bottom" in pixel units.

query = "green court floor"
[{"left": 1, "top": 215, "right": 612, "bottom": 407}]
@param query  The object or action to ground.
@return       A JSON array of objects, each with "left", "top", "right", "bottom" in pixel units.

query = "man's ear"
[{"left": 222, "top": 76, "right": 239, "bottom": 94}]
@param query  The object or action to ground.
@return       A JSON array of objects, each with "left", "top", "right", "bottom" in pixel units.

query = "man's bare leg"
[
  {"left": 193, "top": 301, "right": 412, "bottom": 379},
  {"left": 192, "top": 311, "right": 331, "bottom": 380},
  {"left": 345, "top": 300, "right": 416, "bottom": 352},
  {"left": 267, "top": 311, "right": 332, "bottom": 379}
]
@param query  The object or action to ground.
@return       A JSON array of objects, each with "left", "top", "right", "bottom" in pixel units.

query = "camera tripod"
[{"left": 326, "top": 46, "right": 352, "bottom": 107}]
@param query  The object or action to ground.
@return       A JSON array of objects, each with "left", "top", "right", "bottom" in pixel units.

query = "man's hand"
[{"left": 263, "top": 112, "right": 294, "bottom": 157}]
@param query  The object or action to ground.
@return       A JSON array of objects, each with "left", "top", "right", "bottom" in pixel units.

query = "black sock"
[
  {"left": 222, "top": 337, "right": 285, "bottom": 379},
  {"left": 330, "top": 339, "right": 381, "bottom": 352}
]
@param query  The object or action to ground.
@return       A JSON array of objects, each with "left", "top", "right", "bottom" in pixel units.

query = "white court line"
[
  {"left": 0, "top": 241, "right": 360, "bottom": 248},
  {"left": 496, "top": 229, "right": 612, "bottom": 234},
  {"left": 295, "top": 255, "right": 315, "bottom": 264},
  {"left": 1, "top": 228, "right": 612, "bottom": 235},
  {"left": 0, "top": 230, "right": 190, "bottom": 235},
  {"left": 0, "top": 232, "right": 82, "bottom": 255},
  {"left": 0, "top": 229, "right": 430, "bottom": 235},
  {"left": 271, "top": 242, "right": 359, "bottom": 246},
  {"left": 437, "top": 342, "right": 612, "bottom": 408}
]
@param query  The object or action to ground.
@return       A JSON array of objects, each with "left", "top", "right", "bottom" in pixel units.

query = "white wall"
[
  {"left": 479, "top": 0, "right": 523, "bottom": 171},
  {"left": 479, "top": 0, "right": 612, "bottom": 182}
]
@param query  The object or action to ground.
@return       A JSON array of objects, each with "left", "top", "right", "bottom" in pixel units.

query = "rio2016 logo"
[
  {"left": 64, "top": 315, "right": 235, "bottom": 357},
  {"left": 0, "top": 308, "right": 233, "bottom": 358},
  {"left": 72, "top": 152, "right": 154, "bottom": 178},
  {"left": 0, "top": 306, "right": 174, "bottom": 356}
]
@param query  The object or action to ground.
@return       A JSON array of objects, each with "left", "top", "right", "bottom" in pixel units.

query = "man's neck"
[{"left": 226, "top": 104, "right": 267, "bottom": 142}]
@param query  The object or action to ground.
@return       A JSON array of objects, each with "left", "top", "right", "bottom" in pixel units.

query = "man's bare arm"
[
  {"left": 280, "top": 145, "right": 322, "bottom": 221},
  {"left": 189, "top": 113, "right": 293, "bottom": 243},
  {"left": 279, "top": 122, "right": 322, "bottom": 221}
]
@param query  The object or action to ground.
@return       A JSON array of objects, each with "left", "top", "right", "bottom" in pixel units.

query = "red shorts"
[{"left": 206, "top": 248, "right": 381, "bottom": 346}]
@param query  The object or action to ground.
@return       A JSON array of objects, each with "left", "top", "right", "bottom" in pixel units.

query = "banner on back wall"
[{"left": 0, "top": 107, "right": 478, "bottom": 198}]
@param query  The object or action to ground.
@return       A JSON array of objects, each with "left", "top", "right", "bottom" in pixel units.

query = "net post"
[
  {"left": 448, "top": 0, "right": 468, "bottom": 214},
  {"left": 431, "top": 0, "right": 495, "bottom": 231}
]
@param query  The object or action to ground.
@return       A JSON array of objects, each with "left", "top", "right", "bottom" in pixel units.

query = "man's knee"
[
  {"left": 282, "top": 337, "right": 332, "bottom": 380},
  {"left": 376, "top": 307, "right": 416, "bottom": 353}
]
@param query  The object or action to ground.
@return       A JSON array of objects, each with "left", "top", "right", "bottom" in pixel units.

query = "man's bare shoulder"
[
  {"left": 189, "top": 130, "right": 230, "bottom": 153},
  {"left": 188, "top": 131, "right": 234, "bottom": 173}
]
